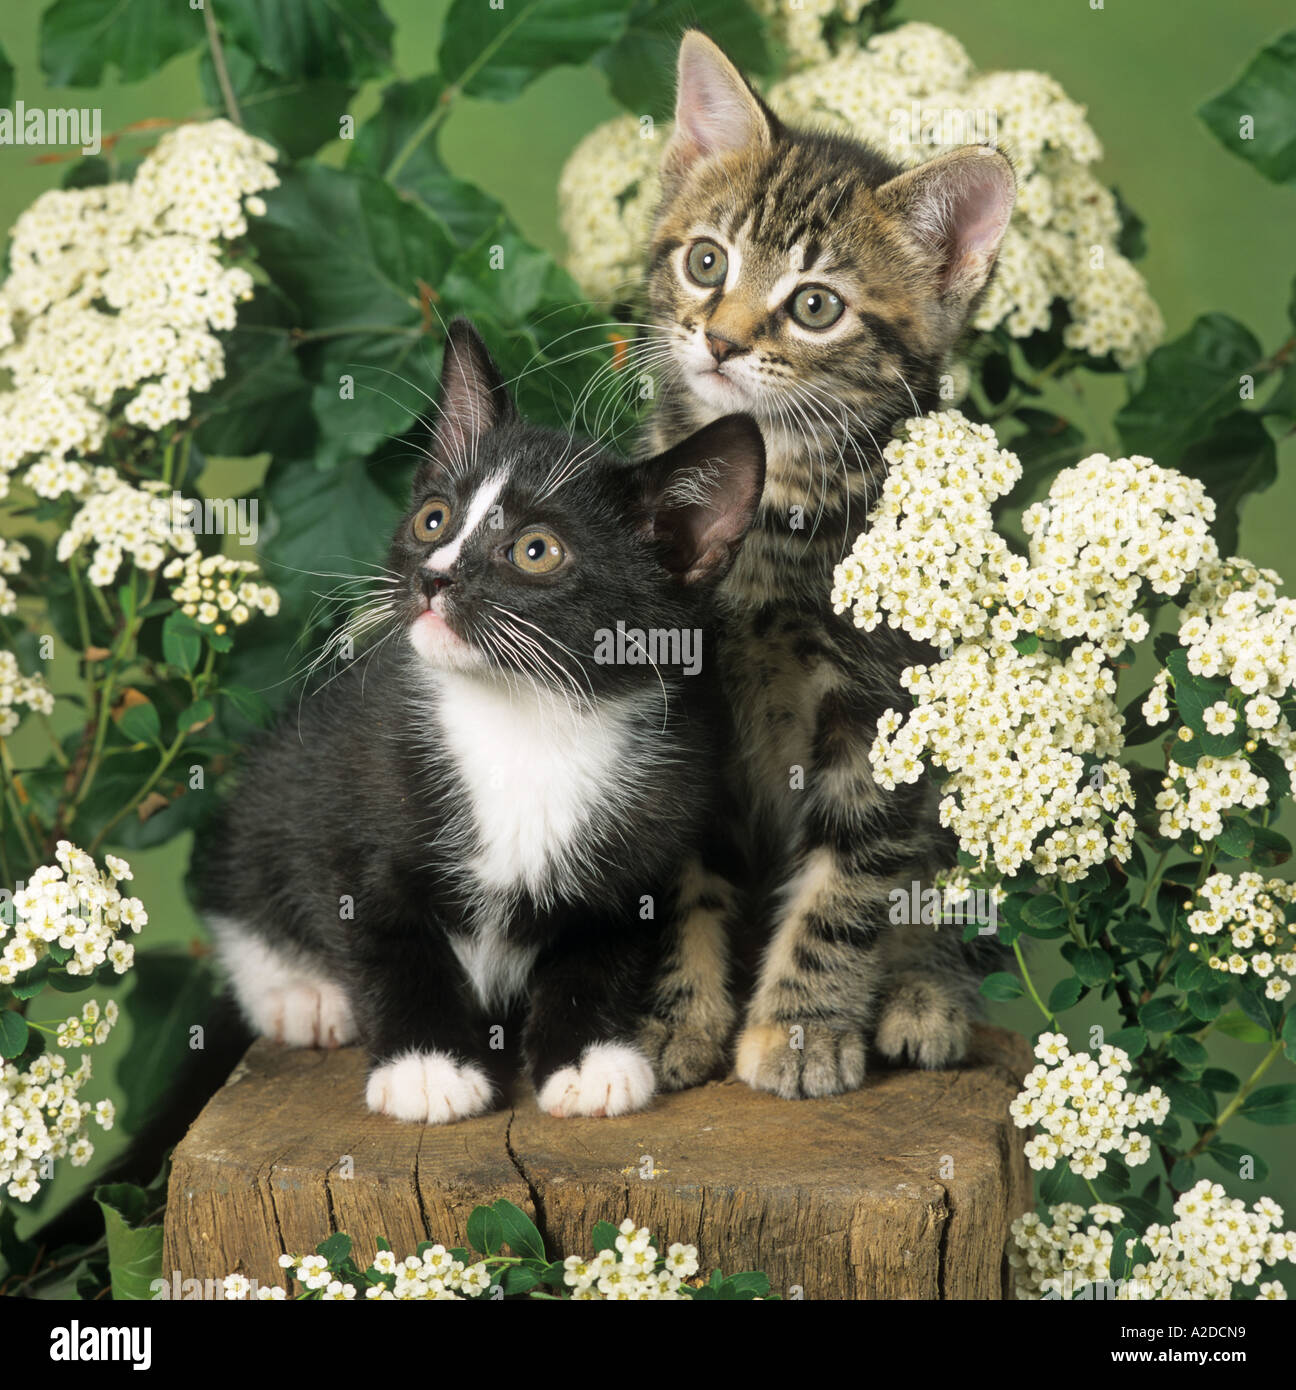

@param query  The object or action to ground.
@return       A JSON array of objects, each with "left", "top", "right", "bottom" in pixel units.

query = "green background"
[{"left": 2, "top": 0, "right": 1294, "bottom": 1247}]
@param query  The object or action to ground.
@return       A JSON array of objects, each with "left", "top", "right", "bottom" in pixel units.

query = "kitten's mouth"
[
  {"left": 408, "top": 600, "right": 480, "bottom": 670},
  {"left": 691, "top": 363, "right": 748, "bottom": 407}
]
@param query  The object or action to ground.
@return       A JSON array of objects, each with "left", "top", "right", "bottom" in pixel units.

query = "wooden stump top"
[{"left": 164, "top": 1024, "right": 1032, "bottom": 1299}]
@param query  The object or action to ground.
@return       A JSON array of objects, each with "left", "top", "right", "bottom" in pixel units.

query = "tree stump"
[{"left": 164, "top": 1024, "right": 1032, "bottom": 1299}]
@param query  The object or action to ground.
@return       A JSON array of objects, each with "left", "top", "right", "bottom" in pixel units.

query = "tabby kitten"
[
  {"left": 637, "top": 32, "right": 1017, "bottom": 1098},
  {"left": 199, "top": 319, "right": 765, "bottom": 1123}
]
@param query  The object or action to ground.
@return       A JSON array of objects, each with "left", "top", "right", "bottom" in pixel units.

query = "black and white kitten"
[{"left": 198, "top": 320, "right": 765, "bottom": 1124}]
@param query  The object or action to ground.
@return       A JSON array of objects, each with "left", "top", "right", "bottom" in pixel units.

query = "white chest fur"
[{"left": 430, "top": 672, "right": 637, "bottom": 898}]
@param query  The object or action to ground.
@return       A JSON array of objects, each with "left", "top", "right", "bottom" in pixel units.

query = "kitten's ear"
[
  {"left": 874, "top": 146, "right": 1016, "bottom": 306},
  {"left": 635, "top": 414, "right": 766, "bottom": 586},
  {"left": 663, "top": 31, "right": 777, "bottom": 184},
  {"left": 428, "top": 318, "right": 515, "bottom": 468}
]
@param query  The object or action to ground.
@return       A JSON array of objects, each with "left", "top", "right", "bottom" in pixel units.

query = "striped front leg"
[{"left": 638, "top": 854, "right": 739, "bottom": 1090}]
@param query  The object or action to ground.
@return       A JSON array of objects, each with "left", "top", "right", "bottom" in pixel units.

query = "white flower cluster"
[
  {"left": 1, "top": 1036, "right": 117, "bottom": 1201},
  {"left": 831, "top": 411, "right": 1222, "bottom": 876},
  {"left": 0, "top": 842, "right": 146, "bottom": 985},
  {"left": 748, "top": 0, "right": 877, "bottom": 68},
  {"left": 0, "top": 537, "right": 30, "bottom": 615},
  {"left": 246, "top": 1222, "right": 705, "bottom": 1302},
  {"left": 1187, "top": 872, "right": 1296, "bottom": 1000},
  {"left": 1011, "top": 1182, "right": 1296, "bottom": 1300},
  {"left": 0, "top": 120, "right": 277, "bottom": 496},
  {"left": 56, "top": 470, "right": 195, "bottom": 586},
  {"left": 0, "top": 649, "right": 54, "bottom": 736},
  {"left": 270, "top": 1246, "right": 493, "bottom": 1301},
  {"left": 1010, "top": 1033, "right": 1167, "bottom": 1178},
  {"left": 163, "top": 552, "right": 279, "bottom": 634},
  {"left": 1144, "top": 559, "right": 1296, "bottom": 842},
  {"left": 562, "top": 1220, "right": 701, "bottom": 1300},
  {"left": 558, "top": 21, "right": 1163, "bottom": 365}
]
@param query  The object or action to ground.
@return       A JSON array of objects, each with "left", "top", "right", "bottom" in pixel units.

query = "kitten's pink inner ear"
[
  {"left": 667, "top": 32, "right": 772, "bottom": 172},
  {"left": 879, "top": 148, "right": 1016, "bottom": 302}
]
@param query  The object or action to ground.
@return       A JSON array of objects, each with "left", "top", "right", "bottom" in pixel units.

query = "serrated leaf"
[
  {"left": 1108, "top": 1026, "right": 1147, "bottom": 1058},
  {"left": 590, "top": 1221, "right": 619, "bottom": 1255},
  {"left": 95, "top": 1184, "right": 165, "bottom": 1301},
  {"left": 1116, "top": 315, "right": 1263, "bottom": 462},
  {"left": 1168, "top": 1033, "right": 1208, "bottom": 1069},
  {"left": 440, "top": 0, "right": 628, "bottom": 102},
  {"left": 1071, "top": 945, "right": 1112, "bottom": 986},
  {"left": 162, "top": 614, "right": 202, "bottom": 675},
  {"left": 40, "top": 0, "right": 203, "bottom": 85},
  {"left": 1198, "top": 29, "right": 1296, "bottom": 184},
  {"left": 1140, "top": 996, "right": 1189, "bottom": 1033},
  {"left": 221, "top": 0, "right": 393, "bottom": 82}
]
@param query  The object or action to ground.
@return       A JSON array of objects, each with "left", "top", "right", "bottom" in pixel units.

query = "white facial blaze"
[{"left": 425, "top": 474, "right": 505, "bottom": 573}]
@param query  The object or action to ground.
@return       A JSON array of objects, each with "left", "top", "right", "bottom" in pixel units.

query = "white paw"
[
  {"left": 266, "top": 981, "right": 357, "bottom": 1048},
  {"left": 536, "top": 1043, "right": 655, "bottom": 1118},
  {"left": 365, "top": 1050, "right": 494, "bottom": 1124}
]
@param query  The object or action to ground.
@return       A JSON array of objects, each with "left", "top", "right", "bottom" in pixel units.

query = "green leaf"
[
  {"left": 1048, "top": 976, "right": 1085, "bottom": 1012},
  {"left": 94, "top": 1184, "right": 165, "bottom": 1301},
  {"left": 1162, "top": 1079, "right": 1216, "bottom": 1125},
  {"left": 598, "top": 0, "right": 770, "bottom": 120},
  {"left": 1108, "top": 1025, "right": 1147, "bottom": 1059},
  {"left": 348, "top": 73, "right": 506, "bottom": 246},
  {"left": 1140, "top": 996, "right": 1189, "bottom": 1033},
  {"left": 40, "top": 0, "right": 203, "bottom": 85},
  {"left": 118, "top": 698, "right": 161, "bottom": 746},
  {"left": 492, "top": 1199, "right": 546, "bottom": 1263},
  {"left": 1206, "top": 1141, "right": 1269, "bottom": 1183},
  {"left": 1186, "top": 988, "right": 1222, "bottom": 1022},
  {"left": 1284, "top": 1009, "right": 1296, "bottom": 1063},
  {"left": 1111, "top": 914, "right": 1164, "bottom": 954},
  {"left": 0, "top": 41, "right": 12, "bottom": 107},
  {"left": 1116, "top": 314, "right": 1263, "bottom": 461},
  {"left": 980, "top": 971, "right": 1024, "bottom": 1002},
  {"left": 1214, "top": 1010, "right": 1272, "bottom": 1044},
  {"left": 1238, "top": 1083, "right": 1296, "bottom": 1125},
  {"left": 198, "top": 45, "right": 357, "bottom": 158},
  {"left": 1198, "top": 30, "right": 1296, "bottom": 184},
  {"left": 162, "top": 613, "right": 203, "bottom": 675},
  {"left": 1170, "top": 1157, "right": 1197, "bottom": 1190},
  {"left": 1008, "top": 407, "right": 1087, "bottom": 481},
  {"left": 1215, "top": 815, "right": 1256, "bottom": 859},
  {"left": 1011, "top": 633, "right": 1040, "bottom": 656},
  {"left": 261, "top": 445, "right": 411, "bottom": 616},
  {"left": 222, "top": 685, "right": 274, "bottom": 729},
  {"left": 1167, "top": 1033, "right": 1208, "bottom": 1069},
  {"left": 1022, "top": 894, "right": 1070, "bottom": 937},
  {"left": 10, "top": 956, "right": 51, "bottom": 1001},
  {"left": 249, "top": 162, "right": 456, "bottom": 469},
  {"left": 221, "top": 0, "right": 394, "bottom": 82},
  {"left": 467, "top": 1204, "right": 503, "bottom": 1257},
  {"left": 315, "top": 1231, "right": 352, "bottom": 1263},
  {"left": 0, "top": 1011, "right": 29, "bottom": 1059},
  {"left": 590, "top": 1220, "right": 620, "bottom": 1255},
  {"left": 1202, "top": 1068, "right": 1241, "bottom": 1094},
  {"left": 178, "top": 698, "right": 215, "bottom": 733},
  {"left": 440, "top": 0, "right": 629, "bottom": 102},
  {"left": 1250, "top": 824, "right": 1292, "bottom": 868},
  {"left": 1071, "top": 946, "right": 1113, "bottom": 987},
  {"left": 1178, "top": 411, "right": 1277, "bottom": 556},
  {"left": 501, "top": 1265, "right": 540, "bottom": 1294}
]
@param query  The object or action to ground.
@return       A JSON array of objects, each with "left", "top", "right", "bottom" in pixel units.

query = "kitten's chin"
[
  {"left": 407, "top": 610, "right": 484, "bottom": 672},
  {"left": 687, "top": 366, "right": 751, "bottom": 412}
]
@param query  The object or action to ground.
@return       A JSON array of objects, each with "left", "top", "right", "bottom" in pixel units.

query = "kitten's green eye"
[
  {"left": 413, "top": 497, "right": 452, "bottom": 542},
  {"left": 685, "top": 240, "right": 728, "bottom": 288},
  {"left": 789, "top": 285, "right": 844, "bottom": 330},
  {"left": 511, "top": 529, "right": 566, "bottom": 575}
]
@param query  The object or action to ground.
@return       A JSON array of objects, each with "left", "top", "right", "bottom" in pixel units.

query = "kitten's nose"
[
  {"left": 421, "top": 572, "right": 453, "bottom": 602},
  {"left": 706, "top": 331, "right": 745, "bottom": 364}
]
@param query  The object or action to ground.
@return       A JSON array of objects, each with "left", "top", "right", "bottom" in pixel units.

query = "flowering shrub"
[
  {"left": 833, "top": 401, "right": 1296, "bottom": 1297},
  {"left": 0, "top": 844, "right": 143, "bottom": 1203},
  {"left": 224, "top": 1202, "right": 770, "bottom": 1302}
]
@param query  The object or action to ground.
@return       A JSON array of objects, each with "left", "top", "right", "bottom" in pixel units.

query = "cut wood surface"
[{"left": 164, "top": 1023, "right": 1032, "bottom": 1299}]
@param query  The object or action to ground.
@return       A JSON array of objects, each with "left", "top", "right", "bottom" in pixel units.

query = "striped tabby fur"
[{"left": 637, "top": 32, "right": 1018, "bottom": 1097}]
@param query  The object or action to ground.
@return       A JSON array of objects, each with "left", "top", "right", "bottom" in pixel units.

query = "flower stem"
[
  {"left": 1183, "top": 1039, "right": 1285, "bottom": 1161},
  {"left": 1013, "top": 939, "right": 1056, "bottom": 1027},
  {"left": 202, "top": 4, "right": 243, "bottom": 126}
]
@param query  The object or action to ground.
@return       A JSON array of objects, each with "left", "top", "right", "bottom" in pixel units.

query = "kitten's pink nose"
[
  {"left": 706, "top": 332, "right": 745, "bottom": 363},
  {"left": 421, "top": 573, "right": 453, "bottom": 601}
]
